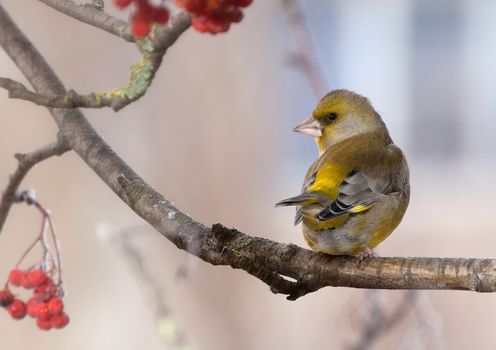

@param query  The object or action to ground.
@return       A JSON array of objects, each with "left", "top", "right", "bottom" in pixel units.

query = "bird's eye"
[{"left": 323, "top": 112, "right": 338, "bottom": 123}]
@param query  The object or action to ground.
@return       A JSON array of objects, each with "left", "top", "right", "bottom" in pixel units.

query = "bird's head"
[{"left": 293, "top": 90, "right": 386, "bottom": 154}]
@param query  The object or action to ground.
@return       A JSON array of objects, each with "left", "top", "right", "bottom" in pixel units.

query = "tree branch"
[
  {"left": 0, "top": 138, "right": 70, "bottom": 233},
  {"left": 0, "top": 11, "right": 191, "bottom": 111},
  {"left": 349, "top": 290, "right": 417, "bottom": 350},
  {"left": 1, "top": 4, "right": 496, "bottom": 300},
  {"left": 281, "top": 0, "right": 328, "bottom": 98},
  {"left": 108, "top": 227, "right": 193, "bottom": 349},
  {"left": 38, "top": 0, "right": 135, "bottom": 42}
]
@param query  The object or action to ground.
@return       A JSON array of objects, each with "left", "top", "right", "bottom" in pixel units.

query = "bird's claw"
[{"left": 356, "top": 247, "right": 378, "bottom": 267}]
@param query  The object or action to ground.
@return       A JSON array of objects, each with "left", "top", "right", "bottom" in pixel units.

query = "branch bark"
[
  {"left": 1, "top": 4, "right": 496, "bottom": 300},
  {"left": 0, "top": 10, "right": 191, "bottom": 111},
  {"left": 38, "top": 0, "right": 135, "bottom": 42},
  {"left": 0, "top": 139, "right": 70, "bottom": 233}
]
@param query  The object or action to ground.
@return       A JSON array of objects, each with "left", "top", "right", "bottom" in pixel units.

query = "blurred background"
[{"left": 1, "top": 0, "right": 496, "bottom": 349}]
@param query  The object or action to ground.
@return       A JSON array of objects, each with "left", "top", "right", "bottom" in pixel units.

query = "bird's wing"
[
  {"left": 314, "top": 170, "right": 377, "bottom": 221},
  {"left": 277, "top": 132, "right": 408, "bottom": 225},
  {"left": 294, "top": 165, "right": 318, "bottom": 225},
  {"left": 276, "top": 157, "right": 350, "bottom": 225},
  {"left": 314, "top": 141, "right": 407, "bottom": 222}
]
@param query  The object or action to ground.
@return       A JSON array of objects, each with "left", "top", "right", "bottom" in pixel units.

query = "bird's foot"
[{"left": 356, "top": 247, "right": 379, "bottom": 267}]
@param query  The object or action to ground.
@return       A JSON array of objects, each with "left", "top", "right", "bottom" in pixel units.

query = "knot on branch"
[
  {"left": 211, "top": 223, "right": 251, "bottom": 255},
  {"left": 212, "top": 223, "right": 238, "bottom": 242}
]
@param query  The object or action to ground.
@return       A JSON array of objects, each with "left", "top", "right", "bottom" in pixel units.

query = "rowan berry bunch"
[
  {"left": 113, "top": 0, "right": 253, "bottom": 37},
  {"left": 1, "top": 269, "right": 69, "bottom": 330},
  {"left": 113, "top": 0, "right": 171, "bottom": 38},
  {"left": 175, "top": 0, "right": 253, "bottom": 34},
  {"left": 0, "top": 191, "right": 68, "bottom": 331}
]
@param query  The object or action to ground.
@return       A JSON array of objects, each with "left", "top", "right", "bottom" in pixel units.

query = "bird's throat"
[{"left": 315, "top": 137, "right": 326, "bottom": 156}]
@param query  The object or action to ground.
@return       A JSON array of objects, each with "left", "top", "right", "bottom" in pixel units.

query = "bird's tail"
[{"left": 275, "top": 193, "right": 320, "bottom": 207}]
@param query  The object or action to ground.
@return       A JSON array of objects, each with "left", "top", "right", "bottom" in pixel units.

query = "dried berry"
[{"left": 0, "top": 289, "right": 14, "bottom": 307}]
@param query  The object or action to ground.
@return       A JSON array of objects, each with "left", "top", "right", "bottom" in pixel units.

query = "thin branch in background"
[
  {"left": 102, "top": 226, "right": 194, "bottom": 350},
  {"left": 281, "top": 0, "right": 328, "bottom": 98},
  {"left": 0, "top": 139, "right": 70, "bottom": 234},
  {"left": 348, "top": 290, "right": 417, "bottom": 350},
  {"left": 37, "top": 0, "right": 135, "bottom": 42}
]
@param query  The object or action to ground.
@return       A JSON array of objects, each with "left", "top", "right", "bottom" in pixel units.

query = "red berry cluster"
[
  {"left": 113, "top": 0, "right": 170, "bottom": 38},
  {"left": 175, "top": 0, "right": 253, "bottom": 34},
  {"left": 0, "top": 268, "right": 69, "bottom": 331}
]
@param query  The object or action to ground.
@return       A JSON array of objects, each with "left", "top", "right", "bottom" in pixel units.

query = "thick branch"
[
  {"left": 38, "top": 0, "right": 135, "bottom": 42},
  {"left": 1, "top": 4, "right": 496, "bottom": 300},
  {"left": 0, "top": 139, "right": 70, "bottom": 233}
]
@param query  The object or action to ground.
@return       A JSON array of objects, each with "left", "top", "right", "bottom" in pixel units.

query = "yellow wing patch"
[
  {"left": 308, "top": 163, "right": 349, "bottom": 200},
  {"left": 349, "top": 205, "right": 370, "bottom": 213}
]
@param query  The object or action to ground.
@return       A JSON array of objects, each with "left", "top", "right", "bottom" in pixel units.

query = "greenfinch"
[{"left": 276, "top": 90, "right": 410, "bottom": 257}]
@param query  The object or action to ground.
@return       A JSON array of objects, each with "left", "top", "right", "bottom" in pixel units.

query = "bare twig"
[
  {"left": 281, "top": 0, "right": 328, "bottom": 97},
  {"left": 0, "top": 139, "right": 70, "bottom": 234},
  {"left": 38, "top": 0, "right": 135, "bottom": 42},
  {"left": 0, "top": 13, "right": 191, "bottom": 111},
  {"left": 0, "top": 77, "right": 93, "bottom": 108},
  {"left": 2, "top": 4, "right": 496, "bottom": 300},
  {"left": 349, "top": 291, "right": 417, "bottom": 350},
  {"left": 108, "top": 227, "right": 193, "bottom": 349}
]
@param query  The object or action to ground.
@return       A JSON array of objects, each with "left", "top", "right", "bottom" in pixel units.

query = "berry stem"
[{"left": 8, "top": 192, "right": 64, "bottom": 293}]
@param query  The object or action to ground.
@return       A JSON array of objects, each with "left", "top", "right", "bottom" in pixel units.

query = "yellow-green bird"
[{"left": 276, "top": 90, "right": 410, "bottom": 258}]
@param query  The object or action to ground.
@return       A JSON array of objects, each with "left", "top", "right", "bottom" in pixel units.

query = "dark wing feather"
[
  {"left": 315, "top": 171, "right": 377, "bottom": 221},
  {"left": 294, "top": 169, "right": 317, "bottom": 225}
]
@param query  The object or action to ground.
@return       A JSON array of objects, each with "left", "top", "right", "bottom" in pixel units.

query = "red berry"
[
  {"left": 47, "top": 298, "right": 64, "bottom": 315},
  {"left": 0, "top": 289, "right": 14, "bottom": 307},
  {"left": 26, "top": 268, "right": 48, "bottom": 288},
  {"left": 113, "top": 0, "right": 133, "bottom": 8},
  {"left": 27, "top": 297, "right": 42, "bottom": 318},
  {"left": 7, "top": 299, "right": 27, "bottom": 320},
  {"left": 9, "top": 269, "right": 26, "bottom": 287},
  {"left": 233, "top": 0, "right": 252, "bottom": 7},
  {"left": 175, "top": 0, "right": 204, "bottom": 12},
  {"left": 131, "top": 15, "right": 151, "bottom": 38},
  {"left": 153, "top": 7, "right": 170, "bottom": 24},
  {"left": 51, "top": 313, "right": 70, "bottom": 329},
  {"left": 205, "top": 17, "right": 230, "bottom": 33},
  {"left": 192, "top": 18, "right": 208, "bottom": 33},
  {"left": 34, "top": 279, "right": 56, "bottom": 299},
  {"left": 135, "top": 1, "right": 154, "bottom": 20},
  {"left": 229, "top": 10, "right": 243, "bottom": 23},
  {"left": 205, "top": 0, "right": 222, "bottom": 13},
  {"left": 35, "top": 303, "right": 51, "bottom": 321},
  {"left": 37, "top": 318, "right": 52, "bottom": 331}
]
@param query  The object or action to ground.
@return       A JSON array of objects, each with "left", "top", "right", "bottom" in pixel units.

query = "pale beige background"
[{"left": 1, "top": 0, "right": 496, "bottom": 349}]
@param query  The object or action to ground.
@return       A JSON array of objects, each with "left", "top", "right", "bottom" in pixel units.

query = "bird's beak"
[{"left": 293, "top": 117, "right": 322, "bottom": 137}]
